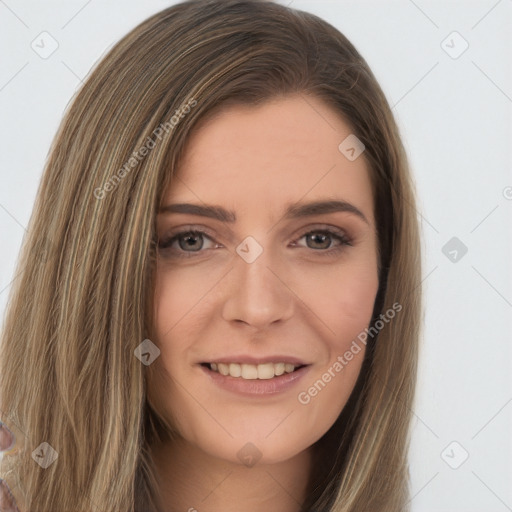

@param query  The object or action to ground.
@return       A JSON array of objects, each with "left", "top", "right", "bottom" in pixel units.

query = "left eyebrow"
[
  {"left": 283, "top": 200, "right": 369, "bottom": 224},
  {"left": 158, "top": 199, "right": 369, "bottom": 225}
]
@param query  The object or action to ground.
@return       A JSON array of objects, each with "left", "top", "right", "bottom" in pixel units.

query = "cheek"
[
  {"left": 153, "top": 267, "right": 205, "bottom": 334},
  {"left": 332, "top": 270, "right": 379, "bottom": 340},
  {"left": 292, "top": 262, "right": 378, "bottom": 430},
  {"left": 294, "top": 256, "right": 379, "bottom": 343}
]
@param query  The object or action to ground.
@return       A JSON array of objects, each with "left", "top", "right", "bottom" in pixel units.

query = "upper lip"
[{"left": 200, "top": 355, "right": 309, "bottom": 365}]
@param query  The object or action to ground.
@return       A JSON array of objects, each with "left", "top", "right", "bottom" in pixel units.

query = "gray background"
[{"left": 1, "top": 1, "right": 511, "bottom": 510}]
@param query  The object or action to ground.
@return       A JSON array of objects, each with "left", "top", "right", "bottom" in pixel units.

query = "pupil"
[
  {"left": 309, "top": 233, "right": 329, "bottom": 249},
  {"left": 180, "top": 233, "right": 202, "bottom": 251}
]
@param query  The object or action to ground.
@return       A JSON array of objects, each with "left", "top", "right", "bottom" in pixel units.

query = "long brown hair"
[{"left": 0, "top": 1, "right": 422, "bottom": 510}]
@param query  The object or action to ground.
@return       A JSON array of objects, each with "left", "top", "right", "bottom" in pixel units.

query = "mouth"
[{"left": 200, "top": 362, "right": 308, "bottom": 380}]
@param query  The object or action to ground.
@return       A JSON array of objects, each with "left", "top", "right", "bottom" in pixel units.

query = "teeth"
[
  {"left": 218, "top": 363, "right": 229, "bottom": 376},
  {"left": 229, "top": 363, "right": 241, "bottom": 377},
  {"left": 208, "top": 362, "right": 300, "bottom": 379},
  {"left": 257, "top": 363, "right": 274, "bottom": 380},
  {"left": 274, "top": 363, "right": 285, "bottom": 376},
  {"left": 241, "top": 364, "right": 258, "bottom": 379}
]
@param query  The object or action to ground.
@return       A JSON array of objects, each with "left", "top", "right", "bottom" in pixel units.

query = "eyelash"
[{"left": 157, "top": 225, "right": 353, "bottom": 259}]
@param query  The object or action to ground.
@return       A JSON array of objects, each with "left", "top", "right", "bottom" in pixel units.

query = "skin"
[{"left": 148, "top": 93, "right": 379, "bottom": 512}]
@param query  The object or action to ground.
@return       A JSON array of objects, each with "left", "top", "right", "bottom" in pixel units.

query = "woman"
[{"left": 0, "top": 0, "right": 422, "bottom": 510}]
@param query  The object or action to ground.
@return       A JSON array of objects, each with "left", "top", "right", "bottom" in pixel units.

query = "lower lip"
[{"left": 200, "top": 364, "right": 311, "bottom": 397}]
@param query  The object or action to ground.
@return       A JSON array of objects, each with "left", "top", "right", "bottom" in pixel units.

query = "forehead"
[{"left": 163, "top": 94, "right": 374, "bottom": 224}]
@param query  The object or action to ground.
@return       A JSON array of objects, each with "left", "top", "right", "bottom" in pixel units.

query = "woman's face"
[{"left": 149, "top": 93, "right": 379, "bottom": 465}]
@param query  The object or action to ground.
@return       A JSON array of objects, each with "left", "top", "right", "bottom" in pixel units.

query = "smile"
[
  {"left": 204, "top": 362, "right": 304, "bottom": 380},
  {"left": 200, "top": 362, "right": 311, "bottom": 396}
]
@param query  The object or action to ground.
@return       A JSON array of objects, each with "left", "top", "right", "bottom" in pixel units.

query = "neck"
[{"left": 150, "top": 436, "right": 313, "bottom": 512}]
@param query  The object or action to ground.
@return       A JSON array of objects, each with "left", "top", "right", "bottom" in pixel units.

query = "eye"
[
  {"left": 157, "top": 229, "right": 218, "bottom": 258},
  {"left": 294, "top": 227, "right": 352, "bottom": 254}
]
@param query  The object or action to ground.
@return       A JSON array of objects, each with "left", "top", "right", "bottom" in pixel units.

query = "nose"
[{"left": 221, "top": 247, "right": 294, "bottom": 330}]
